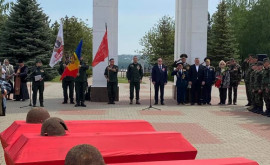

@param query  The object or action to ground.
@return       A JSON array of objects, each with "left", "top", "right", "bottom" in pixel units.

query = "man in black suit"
[
  {"left": 152, "top": 58, "right": 168, "bottom": 105},
  {"left": 189, "top": 58, "right": 205, "bottom": 105}
]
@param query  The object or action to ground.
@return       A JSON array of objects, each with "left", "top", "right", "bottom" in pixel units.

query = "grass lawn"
[{"left": 118, "top": 77, "right": 128, "bottom": 83}]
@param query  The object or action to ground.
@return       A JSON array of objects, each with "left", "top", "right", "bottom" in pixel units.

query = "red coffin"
[
  {"left": 4, "top": 132, "right": 197, "bottom": 165},
  {"left": 0, "top": 120, "right": 155, "bottom": 148},
  {"left": 109, "top": 158, "right": 259, "bottom": 165}
]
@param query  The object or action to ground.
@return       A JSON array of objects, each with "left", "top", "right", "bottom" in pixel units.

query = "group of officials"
[
  {"left": 105, "top": 54, "right": 243, "bottom": 107},
  {"left": 243, "top": 54, "right": 270, "bottom": 117}
]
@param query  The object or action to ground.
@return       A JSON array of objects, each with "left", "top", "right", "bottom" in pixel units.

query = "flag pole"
[{"left": 106, "top": 23, "right": 110, "bottom": 81}]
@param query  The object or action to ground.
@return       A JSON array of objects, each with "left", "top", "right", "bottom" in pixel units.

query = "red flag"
[{"left": 92, "top": 29, "right": 109, "bottom": 67}]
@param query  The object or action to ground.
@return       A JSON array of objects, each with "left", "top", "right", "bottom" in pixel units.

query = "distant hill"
[{"left": 118, "top": 55, "right": 150, "bottom": 72}]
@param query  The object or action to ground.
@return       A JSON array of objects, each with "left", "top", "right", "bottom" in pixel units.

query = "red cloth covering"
[
  {"left": 4, "top": 132, "right": 197, "bottom": 165},
  {"left": 109, "top": 158, "right": 259, "bottom": 165},
  {"left": 0, "top": 120, "right": 155, "bottom": 149}
]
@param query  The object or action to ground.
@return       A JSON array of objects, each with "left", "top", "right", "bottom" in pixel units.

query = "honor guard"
[
  {"left": 262, "top": 58, "right": 270, "bottom": 117},
  {"left": 127, "top": 56, "right": 143, "bottom": 105},
  {"left": 252, "top": 62, "right": 264, "bottom": 114},
  {"left": 58, "top": 56, "right": 75, "bottom": 104},
  {"left": 244, "top": 54, "right": 257, "bottom": 106},
  {"left": 104, "top": 58, "right": 118, "bottom": 104},
  {"left": 31, "top": 59, "right": 45, "bottom": 107},
  {"left": 203, "top": 58, "right": 215, "bottom": 105},
  {"left": 75, "top": 57, "right": 89, "bottom": 107}
]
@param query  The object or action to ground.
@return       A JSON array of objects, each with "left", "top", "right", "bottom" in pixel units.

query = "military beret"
[
  {"left": 263, "top": 58, "right": 270, "bottom": 63},
  {"left": 18, "top": 59, "right": 24, "bottom": 63},
  {"left": 180, "top": 54, "right": 188, "bottom": 58},
  {"left": 35, "top": 59, "right": 42, "bottom": 63},
  {"left": 256, "top": 61, "right": 263, "bottom": 66}
]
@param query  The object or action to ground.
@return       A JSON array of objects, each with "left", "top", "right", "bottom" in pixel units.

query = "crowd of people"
[{"left": 1, "top": 53, "right": 270, "bottom": 118}]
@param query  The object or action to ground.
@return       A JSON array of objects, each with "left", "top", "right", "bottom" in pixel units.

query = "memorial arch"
[{"left": 91, "top": 0, "right": 208, "bottom": 101}]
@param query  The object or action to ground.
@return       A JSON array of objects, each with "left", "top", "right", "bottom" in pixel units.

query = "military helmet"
[
  {"left": 26, "top": 107, "right": 50, "bottom": 123},
  {"left": 65, "top": 144, "right": 105, "bottom": 165},
  {"left": 41, "top": 117, "right": 68, "bottom": 136}
]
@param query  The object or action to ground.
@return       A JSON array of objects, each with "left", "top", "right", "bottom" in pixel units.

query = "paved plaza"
[{"left": 1, "top": 78, "right": 270, "bottom": 165}]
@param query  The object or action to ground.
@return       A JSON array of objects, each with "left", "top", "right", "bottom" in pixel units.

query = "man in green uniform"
[
  {"left": 58, "top": 56, "right": 75, "bottom": 104},
  {"left": 248, "top": 64, "right": 257, "bottom": 111},
  {"left": 245, "top": 54, "right": 257, "bottom": 106},
  {"left": 31, "top": 59, "right": 45, "bottom": 107},
  {"left": 261, "top": 58, "right": 270, "bottom": 117},
  {"left": 104, "top": 58, "right": 118, "bottom": 104},
  {"left": 75, "top": 57, "right": 89, "bottom": 107},
  {"left": 252, "top": 62, "right": 264, "bottom": 114},
  {"left": 127, "top": 56, "right": 143, "bottom": 104}
]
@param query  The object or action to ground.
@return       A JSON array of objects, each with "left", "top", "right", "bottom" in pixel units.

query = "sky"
[{"left": 8, "top": 0, "right": 220, "bottom": 55}]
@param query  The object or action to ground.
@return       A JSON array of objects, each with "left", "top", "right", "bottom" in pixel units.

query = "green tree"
[
  {"left": 0, "top": 0, "right": 57, "bottom": 80},
  {"left": 51, "top": 16, "right": 93, "bottom": 64},
  {"left": 139, "top": 16, "right": 175, "bottom": 70},
  {"left": 208, "top": 0, "right": 239, "bottom": 67}
]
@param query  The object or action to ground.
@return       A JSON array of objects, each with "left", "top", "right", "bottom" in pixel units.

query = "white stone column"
[
  {"left": 173, "top": 0, "right": 208, "bottom": 98},
  {"left": 92, "top": 0, "right": 118, "bottom": 102},
  {"left": 174, "top": 0, "right": 208, "bottom": 64}
]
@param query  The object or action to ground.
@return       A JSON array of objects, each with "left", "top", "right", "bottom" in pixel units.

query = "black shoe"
[
  {"left": 154, "top": 102, "right": 158, "bottom": 105},
  {"left": 227, "top": 102, "right": 232, "bottom": 105},
  {"left": 245, "top": 103, "right": 251, "bottom": 106},
  {"left": 130, "top": 100, "right": 133, "bottom": 105},
  {"left": 233, "top": 102, "right": 237, "bottom": 105},
  {"left": 40, "top": 104, "right": 44, "bottom": 107},
  {"left": 112, "top": 101, "right": 115, "bottom": 104},
  {"left": 81, "top": 103, "right": 86, "bottom": 107},
  {"left": 198, "top": 103, "right": 202, "bottom": 105},
  {"left": 75, "top": 104, "right": 80, "bottom": 107},
  {"left": 33, "top": 105, "right": 36, "bottom": 107},
  {"left": 177, "top": 103, "right": 180, "bottom": 105},
  {"left": 62, "top": 101, "right": 67, "bottom": 104},
  {"left": 207, "top": 103, "right": 212, "bottom": 105},
  {"left": 161, "top": 102, "right": 165, "bottom": 105},
  {"left": 191, "top": 103, "right": 195, "bottom": 105},
  {"left": 136, "top": 100, "right": 141, "bottom": 105},
  {"left": 182, "top": 102, "right": 186, "bottom": 105},
  {"left": 21, "top": 99, "right": 26, "bottom": 101},
  {"left": 108, "top": 102, "right": 112, "bottom": 104},
  {"left": 70, "top": 101, "right": 75, "bottom": 104}
]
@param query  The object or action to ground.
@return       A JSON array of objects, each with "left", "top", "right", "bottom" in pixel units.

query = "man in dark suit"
[
  {"left": 152, "top": 58, "right": 168, "bottom": 105},
  {"left": 203, "top": 58, "right": 215, "bottom": 105},
  {"left": 189, "top": 58, "right": 205, "bottom": 105}
]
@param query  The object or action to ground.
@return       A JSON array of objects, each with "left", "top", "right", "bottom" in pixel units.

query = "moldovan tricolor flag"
[
  {"left": 92, "top": 29, "right": 109, "bottom": 67},
  {"left": 49, "top": 22, "right": 64, "bottom": 67},
  {"left": 60, "top": 40, "right": 83, "bottom": 80}
]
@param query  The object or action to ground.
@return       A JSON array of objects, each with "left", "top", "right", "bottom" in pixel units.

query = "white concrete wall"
[
  {"left": 174, "top": 0, "right": 208, "bottom": 64},
  {"left": 92, "top": 0, "right": 118, "bottom": 87}
]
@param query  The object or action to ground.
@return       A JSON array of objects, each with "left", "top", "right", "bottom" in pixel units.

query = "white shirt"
[
  {"left": 1, "top": 67, "right": 6, "bottom": 79},
  {"left": 195, "top": 65, "right": 199, "bottom": 72}
]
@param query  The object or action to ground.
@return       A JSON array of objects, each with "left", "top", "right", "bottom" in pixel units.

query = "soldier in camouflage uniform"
[
  {"left": 228, "top": 58, "right": 242, "bottom": 105},
  {"left": 252, "top": 62, "right": 264, "bottom": 114},
  {"left": 245, "top": 54, "right": 257, "bottom": 106},
  {"left": 127, "top": 56, "right": 143, "bottom": 105},
  {"left": 261, "top": 58, "right": 270, "bottom": 117},
  {"left": 248, "top": 64, "right": 257, "bottom": 111},
  {"left": 104, "top": 58, "right": 118, "bottom": 104}
]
